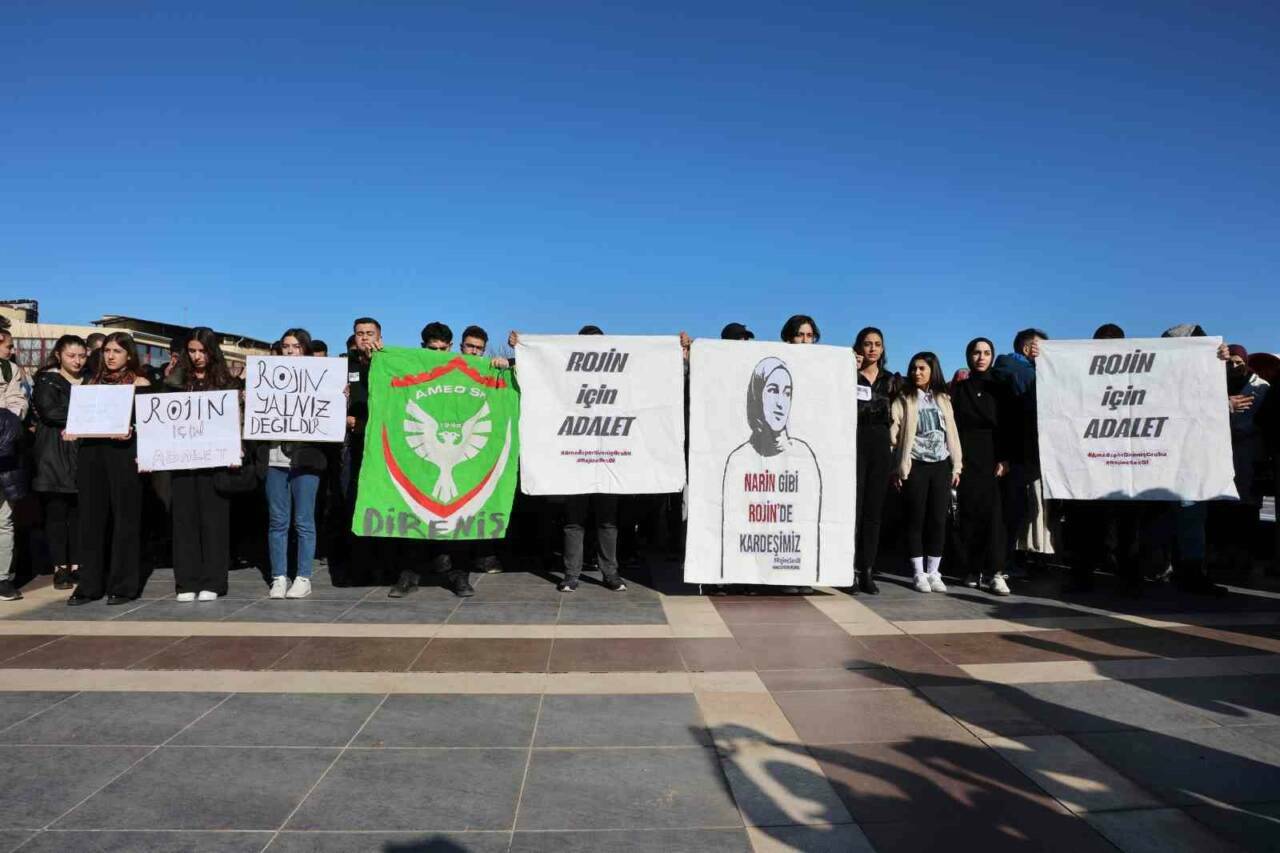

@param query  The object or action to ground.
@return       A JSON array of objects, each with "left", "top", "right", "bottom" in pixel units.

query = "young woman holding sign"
[
  {"left": 32, "top": 335, "right": 88, "bottom": 590},
  {"left": 258, "top": 328, "right": 327, "bottom": 600},
  {"left": 68, "top": 333, "right": 152, "bottom": 606},
  {"left": 166, "top": 327, "right": 240, "bottom": 602},
  {"left": 891, "top": 352, "right": 963, "bottom": 594}
]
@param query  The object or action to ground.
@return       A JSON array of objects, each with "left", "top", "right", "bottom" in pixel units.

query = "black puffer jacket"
[
  {"left": 0, "top": 408, "right": 30, "bottom": 501},
  {"left": 31, "top": 370, "right": 78, "bottom": 494}
]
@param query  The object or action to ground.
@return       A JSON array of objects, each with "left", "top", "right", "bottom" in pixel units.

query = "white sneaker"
[
  {"left": 269, "top": 577, "right": 288, "bottom": 599},
  {"left": 176, "top": 592, "right": 196, "bottom": 603},
  {"left": 913, "top": 574, "right": 932, "bottom": 593},
  {"left": 197, "top": 590, "right": 218, "bottom": 602},
  {"left": 987, "top": 575, "right": 1011, "bottom": 596},
  {"left": 286, "top": 577, "right": 312, "bottom": 599},
  {"left": 964, "top": 574, "right": 979, "bottom": 588},
  {"left": 928, "top": 573, "right": 948, "bottom": 593}
]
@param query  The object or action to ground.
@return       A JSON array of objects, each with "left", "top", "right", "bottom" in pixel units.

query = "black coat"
[
  {"left": 31, "top": 370, "right": 79, "bottom": 494},
  {"left": 251, "top": 441, "right": 329, "bottom": 477},
  {"left": 950, "top": 372, "right": 1014, "bottom": 474}
]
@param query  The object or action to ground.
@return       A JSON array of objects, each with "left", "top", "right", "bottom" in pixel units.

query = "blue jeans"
[{"left": 266, "top": 468, "right": 319, "bottom": 579}]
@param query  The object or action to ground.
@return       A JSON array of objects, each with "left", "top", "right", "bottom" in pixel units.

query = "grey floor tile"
[
  {"left": 509, "top": 828, "right": 752, "bottom": 852},
  {"left": 534, "top": 694, "right": 709, "bottom": 747},
  {"left": 1186, "top": 801, "right": 1280, "bottom": 853},
  {"left": 742, "top": 825, "right": 875, "bottom": 853},
  {"left": 225, "top": 600, "right": 355, "bottom": 623},
  {"left": 56, "top": 747, "right": 339, "bottom": 830},
  {"left": 1074, "top": 727, "right": 1280, "bottom": 806},
  {"left": 0, "top": 745, "right": 151, "bottom": 827},
  {"left": 1135, "top": 675, "right": 1280, "bottom": 727},
  {"left": 516, "top": 747, "right": 740, "bottom": 830},
  {"left": 268, "top": 831, "right": 512, "bottom": 852},
  {"left": 557, "top": 602, "right": 667, "bottom": 625},
  {"left": 0, "top": 830, "right": 30, "bottom": 852},
  {"left": 282, "top": 583, "right": 370, "bottom": 601},
  {"left": 0, "top": 694, "right": 74, "bottom": 733},
  {"left": 171, "top": 693, "right": 383, "bottom": 747},
  {"left": 354, "top": 695, "right": 539, "bottom": 748},
  {"left": 3, "top": 693, "right": 226, "bottom": 746},
  {"left": 336, "top": 602, "right": 458, "bottom": 624},
  {"left": 449, "top": 602, "right": 560, "bottom": 624},
  {"left": 1236, "top": 726, "right": 1280, "bottom": 750},
  {"left": 1003, "top": 680, "right": 1222, "bottom": 733},
  {"left": 287, "top": 749, "right": 526, "bottom": 831},
  {"left": 1084, "top": 807, "right": 1245, "bottom": 853},
  {"left": 110, "top": 599, "right": 254, "bottom": 621},
  {"left": 15, "top": 830, "right": 273, "bottom": 852},
  {"left": 2, "top": 601, "right": 144, "bottom": 622}
]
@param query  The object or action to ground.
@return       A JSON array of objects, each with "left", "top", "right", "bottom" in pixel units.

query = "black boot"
[
  {"left": 53, "top": 567, "right": 74, "bottom": 590},
  {"left": 449, "top": 572, "right": 475, "bottom": 598},
  {"left": 857, "top": 569, "right": 879, "bottom": 595},
  {"left": 1173, "top": 559, "right": 1227, "bottom": 597},
  {"left": 388, "top": 569, "right": 419, "bottom": 598}
]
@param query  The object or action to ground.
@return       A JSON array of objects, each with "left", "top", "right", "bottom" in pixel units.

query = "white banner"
[
  {"left": 1037, "top": 337, "right": 1237, "bottom": 501},
  {"left": 243, "top": 356, "right": 347, "bottom": 442},
  {"left": 516, "top": 335, "right": 686, "bottom": 495},
  {"left": 685, "top": 341, "right": 857, "bottom": 587},
  {"left": 65, "top": 385, "right": 135, "bottom": 438},
  {"left": 136, "top": 390, "right": 243, "bottom": 472}
]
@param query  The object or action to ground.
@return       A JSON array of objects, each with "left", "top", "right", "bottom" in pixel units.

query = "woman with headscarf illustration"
[{"left": 720, "top": 356, "right": 823, "bottom": 583}]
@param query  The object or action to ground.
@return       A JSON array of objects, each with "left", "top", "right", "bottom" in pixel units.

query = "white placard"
[
  {"left": 516, "top": 335, "right": 686, "bottom": 495},
  {"left": 1037, "top": 337, "right": 1238, "bottom": 501},
  {"left": 65, "top": 384, "right": 135, "bottom": 438},
  {"left": 136, "top": 390, "right": 243, "bottom": 472},
  {"left": 685, "top": 341, "right": 857, "bottom": 587},
  {"left": 242, "top": 356, "right": 347, "bottom": 442}
]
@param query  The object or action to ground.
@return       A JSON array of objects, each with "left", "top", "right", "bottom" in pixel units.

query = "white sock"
[
  {"left": 925, "top": 556, "right": 942, "bottom": 576},
  {"left": 910, "top": 557, "right": 925, "bottom": 577}
]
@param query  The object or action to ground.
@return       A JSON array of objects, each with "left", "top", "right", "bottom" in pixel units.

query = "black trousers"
[
  {"left": 855, "top": 425, "right": 893, "bottom": 573},
  {"left": 956, "top": 468, "right": 1005, "bottom": 578},
  {"left": 563, "top": 493, "right": 619, "bottom": 581},
  {"left": 171, "top": 469, "right": 231, "bottom": 595},
  {"left": 76, "top": 441, "right": 142, "bottom": 599},
  {"left": 41, "top": 492, "right": 79, "bottom": 567},
  {"left": 902, "top": 460, "right": 951, "bottom": 558}
]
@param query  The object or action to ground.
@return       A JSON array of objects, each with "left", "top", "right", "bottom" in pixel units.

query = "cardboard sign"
[
  {"left": 65, "top": 384, "right": 135, "bottom": 438},
  {"left": 136, "top": 390, "right": 243, "bottom": 472},
  {"left": 243, "top": 356, "right": 347, "bottom": 442}
]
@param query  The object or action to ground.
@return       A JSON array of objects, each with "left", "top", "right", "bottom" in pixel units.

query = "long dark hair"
[
  {"left": 90, "top": 332, "right": 143, "bottom": 385},
  {"left": 905, "top": 351, "right": 948, "bottom": 396},
  {"left": 781, "top": 314, "right": 820, "bottom": 343},
  {"left": 41, "top": 334, "right": 88, "bottom": 372},
  {"left": 964, "top": 337, "right": 996, "bottom": 373},
  {"left": 853, "top": 326, "right": 886, "bottom": 369},
  {"left": 180, "top": 326, "right": 234, "bottom": 391},
  {"left": 281, "top": 328, "right": 314, "bottom": 356}
]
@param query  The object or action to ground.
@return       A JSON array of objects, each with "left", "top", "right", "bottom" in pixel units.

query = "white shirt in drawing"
[{"left": 720, "top": 356, "right": 823, "bottom": 584}]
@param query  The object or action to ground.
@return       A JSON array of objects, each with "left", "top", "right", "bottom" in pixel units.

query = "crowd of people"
[{"left": 0, "top": 313, "right": 1274, "bottom": 607}]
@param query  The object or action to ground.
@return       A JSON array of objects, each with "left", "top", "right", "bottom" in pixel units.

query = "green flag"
[{"left": 353, "top": 347, "right": 519, "bottom": 540}]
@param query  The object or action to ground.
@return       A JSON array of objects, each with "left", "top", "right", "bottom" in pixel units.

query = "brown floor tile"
[
  {"left": 548, "top": 638, "right": 685, "bottom": 672},
  {"left": 133, "top": 636, "right": 302, "bottom": 671},
  {"left": 759, "top": 667, "right": 906, "bottom": 692},
  {"left": 775, "top": 688, "right": 974, "bottom": 745},
  {"left": 1078, "top": 626, "right": 1269, "bottom": 658},
  {"left": 0, "top": 635, "right": 64, "bottom": 663},
  {"left": 735, "top": 635, "right": 878, "bottom": 670},
  {"left": 858, "top": 636, "right": 973, "bottom": 687},
  {"left": 860, "top": 812, "right": 1117, "bottom": 853},
  {"left": 728, "top": 620, "right": 848, "bottom": 638},
  {"left": 810, "top": 738, "right": 1072, "bottom": 825},
  {"left": 3, "top": 636, "right": 183, "bottom": 669},
  {"left": 715, "top": 599, "right": 831, "bottom": 625},
  {"left": 1172, "top": 625, "right": 1280, "bottom": 654},
  {"left": 916, "top": 630, "right": 1155, "bottom": 666},
  {"left": 412, "top": 638, "right": 551, "bottom": 672},
  {"left": 269, "top": 637, "right": 427, "bottom": 672},
  {"left": 675, "top": 638, "right": 752, "bottom": 672}
]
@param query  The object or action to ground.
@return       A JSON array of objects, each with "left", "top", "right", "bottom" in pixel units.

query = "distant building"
[{"left": 1, "top": 300, "right": 272, "bottom": 372}]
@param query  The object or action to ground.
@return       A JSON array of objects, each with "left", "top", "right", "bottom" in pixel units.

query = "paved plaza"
[{"left": 2, "top": 561, "right": 1279, "bottom": 852}]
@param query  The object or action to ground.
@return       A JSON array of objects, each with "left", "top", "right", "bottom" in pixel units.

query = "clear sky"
[{"left": 3, "top": 1, "right": 1276, "bottom": 370}]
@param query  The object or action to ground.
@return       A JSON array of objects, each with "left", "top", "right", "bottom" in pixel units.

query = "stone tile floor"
[{"left": 1, "top": 560, "right": 1279, "bottom": 851}]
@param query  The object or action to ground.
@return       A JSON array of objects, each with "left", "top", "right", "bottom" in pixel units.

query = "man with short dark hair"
[
  {"left": 992, "top": 328, "right": 1053, "bottom": 573},
  {"left": 720, "top": 322, "right": 754, "bottom": 341},
  {"left": 420, "top": 321, "right": 452, "bottom": 351}
]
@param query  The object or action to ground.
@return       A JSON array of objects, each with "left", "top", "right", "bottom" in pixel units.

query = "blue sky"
[{"left": 3, "top": 1, "right": 1276, "bottom": 371}]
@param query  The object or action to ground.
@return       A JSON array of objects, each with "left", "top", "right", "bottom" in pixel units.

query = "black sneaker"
[
  {"left": 53, "top": 567, "right": 74, "bottom": 590},
  {"left": 106, "top": 595, "right": 133, "bottom": 606},
  {"left": 450, "top": 574, "right": 476, "bottom": 598},
  {"left": 602, "top": 576, "right": 627, "bottom": 592},
  {"left": 0, "top": 580, "right": 22, "bottom": 601},
  {"left": 388, "top": 570, "right": 419, "bottom": 598},
  {"left": 857, "top": 571, "right": 880, "bottom": 595},
  {"left": 557, "top": 579, "right": 578, "bottom": 593}
]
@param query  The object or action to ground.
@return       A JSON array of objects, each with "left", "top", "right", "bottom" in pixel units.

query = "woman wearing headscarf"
[
  {"left": 950, "top": 338, "right": 1011, "bottom": 595},
  {"left": 720, "top": 356, "right": 823, "bottom": 585}
]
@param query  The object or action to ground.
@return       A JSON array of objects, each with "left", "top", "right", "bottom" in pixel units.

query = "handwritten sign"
[
  {"left": 65, "top": 385, "right": 135, "bottom": 438},
  {"left": 243, "top": 356, "right": 346, "bottom": 442},
  {"left": 136, "top": 390, "right": 242, "bottom": 472}
]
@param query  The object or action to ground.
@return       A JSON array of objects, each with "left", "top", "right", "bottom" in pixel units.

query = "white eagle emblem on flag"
[{"left": 403, "top": 399, "right": 492, "bottom": 502}]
